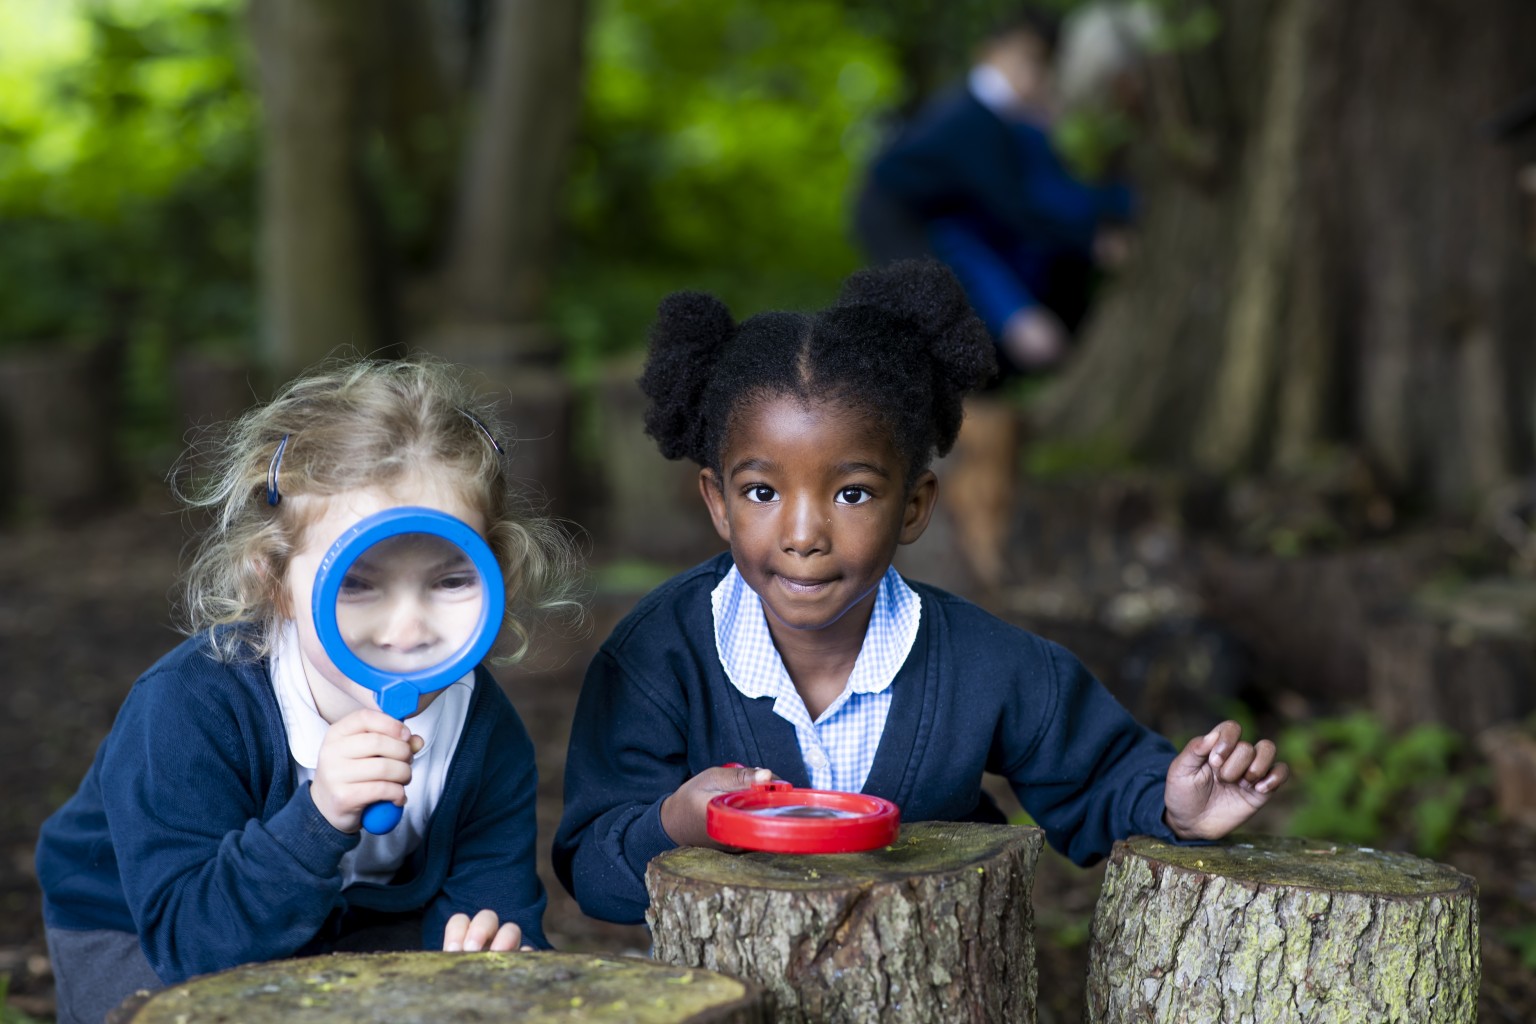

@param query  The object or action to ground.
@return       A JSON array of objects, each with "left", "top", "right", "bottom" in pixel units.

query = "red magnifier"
[{"left": 707, "top": 780, "right": 901, "bottom": 854}]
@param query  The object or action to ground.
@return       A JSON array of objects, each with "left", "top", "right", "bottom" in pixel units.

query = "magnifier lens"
[
  {"left": 332, "top": 531, "right": 486, "bottom": 675},
  {"left": 746, "top": 805, "right": 862, "bottom": 820}
]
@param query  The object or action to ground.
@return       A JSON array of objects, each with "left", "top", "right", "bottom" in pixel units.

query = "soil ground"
[{"left": 1, "top": 497, "right": 1533, "bottom": 1022}]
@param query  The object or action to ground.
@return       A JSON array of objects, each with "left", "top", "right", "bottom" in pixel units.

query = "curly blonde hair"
[{"left": 174, "top": 356, "right": 584, "bottom": 662}]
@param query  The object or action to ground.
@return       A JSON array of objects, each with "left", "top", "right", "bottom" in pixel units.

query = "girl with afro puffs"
[{"left": 553, "top": 259, "right": 1287, "bottom": 924}]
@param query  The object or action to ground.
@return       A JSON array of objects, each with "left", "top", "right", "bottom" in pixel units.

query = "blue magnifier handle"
[
  {"left": 312, "top": 507, "right": 506, "bottom": 839},
  {"left": 363, "top": 801, "right": 404, "bottom": 835}
]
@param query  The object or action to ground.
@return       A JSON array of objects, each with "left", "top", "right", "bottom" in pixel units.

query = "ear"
[
  {"left": 699, "top": 467, "right": 732, "bottom": 544},
  {"left": 898, "top": 470, "right": 938, "bottom": 545}
]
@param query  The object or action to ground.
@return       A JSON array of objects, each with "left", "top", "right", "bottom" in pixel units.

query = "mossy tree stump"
[
  {"left": 646, "top": 821, "right": 1045, "bottom": 1024},
  {"left": 108, "top": 951, "right": 764, "bottom": 1023},
  {"left": 1087, "top": 835, "right": 1480, "bottom": 1023}
]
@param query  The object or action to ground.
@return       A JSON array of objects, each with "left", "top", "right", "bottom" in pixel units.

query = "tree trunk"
[
  {"left": 249, "top": 0, "right": 380, "bottom": 376},
  {"left": 1364, "top": 577, "right": 1536, "bottom": 736},
  {"left": 1087, "top": 834, "right": 1480, "bottom": 1023},
  {"left": 647, "top": 822, "right": 1044, "bottom": 1024},
  {"left": 1037, "top": 0, "right": 1536, "bottom": 515},
  {"left": 109, "top": 951, "right": 764, "bottom": 1024},
  {"left": 432, "top": 0, "right": 587, "bottom": 365},
  {"left": 0, "top": 348, "right": 118, "bottom": 519}
]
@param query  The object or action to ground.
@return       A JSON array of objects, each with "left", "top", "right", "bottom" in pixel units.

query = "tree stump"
[
  {"left": 107, "top": 951, "right": 764, "bottom": 1024},
  {"left": 646, "top": 821, "right": 1045, "bottom": 1024},
  {"left": 1087, "top": 834, "right": 1480, "bottom": 1023}
]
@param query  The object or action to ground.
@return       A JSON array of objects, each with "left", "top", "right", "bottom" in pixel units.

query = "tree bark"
[
  {"left": 647, "top": 821, "right": 1044, "bottom": 1024},
  {"left": 1037, "top": 0, "right": 1536, "bottom": 515},
  {"left": 109, "top": 951, "right": 764, "bottom": 1024},
  {"left": 249, "top": 0, "right": 380, "bottom": 376},
  {"left": 1087, "top": 834, "right": 1480, "bottom": 1023},
  {"left": 433, "top": 0, "right": 587, "bottom": 364}
]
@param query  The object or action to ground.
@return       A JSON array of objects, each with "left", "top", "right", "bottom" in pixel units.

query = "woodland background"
[{"left": 1, "top": 1, "right": 1534, "bottom": 1020}]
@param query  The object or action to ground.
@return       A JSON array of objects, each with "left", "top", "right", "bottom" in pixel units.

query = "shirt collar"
[
  {"left": 968, "top": 63, "right": 1022, "bottom": 117},
  {"left": 269, "top": 621, "right": 471, "bottom": 768},
  {"left": 711, "top": 564, "right": 920, "bottom": 703}
]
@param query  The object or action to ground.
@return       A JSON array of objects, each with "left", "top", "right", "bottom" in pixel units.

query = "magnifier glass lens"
[
  {"left": 332, "top": 531, "right": 487, "bottom": 674},
  {"left": 746, "top": 805, "right": 862, "bottom": 820}
]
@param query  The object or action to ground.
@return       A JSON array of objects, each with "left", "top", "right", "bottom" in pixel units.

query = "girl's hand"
[
  {"left": 660, "top": 765, "right": 775, "bottom": 848},
  {"left": 311, "top": 709, "right": 424, "bottom": 833},
  {"left": 1163, "top": 720, "right": 1290, "bottom": 841},
  {"left": 443, "top": 910, "right": 533, "bottom": 952}
]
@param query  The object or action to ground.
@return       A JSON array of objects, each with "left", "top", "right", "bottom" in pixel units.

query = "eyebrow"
[
  {"left": 350, "top": 552, "right": 473, "bottom": 575},
  {"left": 727, "top": 457, "right": 891, "bottom": 480},
  {"left": 728, "top": 456, "right": 779, "bottom": 477},
  {"left": 836, "top": 460, "right": 892, "bottom": 479}
]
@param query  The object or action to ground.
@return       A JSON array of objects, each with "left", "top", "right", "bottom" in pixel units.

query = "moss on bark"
[
  {"left": 113, "top": 951, "right": 763, "bottom": 1024},
  {"left": 1087, "top": 834, "right": 1480, "bottom": 1023},
  {"left": 648, "top": 821, "right": 1044, "bottom": 1024}
]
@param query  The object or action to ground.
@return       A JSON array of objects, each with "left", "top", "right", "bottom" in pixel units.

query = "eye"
[
  {"left": 836, "top": 486, "right": 872, "bottom": 506},
  {"left": 338, "top": 573, "right": 375, "bottom": 598},
  {"left": 743, "top": 485, "right": 777, "bottom": 503},
  {"left": 436, "top": 573, "right": 480, "bottom": 594}
]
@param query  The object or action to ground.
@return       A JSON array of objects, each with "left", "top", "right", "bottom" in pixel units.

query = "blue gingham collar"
[{"left": 711, "top": 563, "right": 920, "bottom": 702}]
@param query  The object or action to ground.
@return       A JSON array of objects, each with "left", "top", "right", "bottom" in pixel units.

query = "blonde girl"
[{"left": 37, "top": 358, "right": 580, "bottom": 1024}]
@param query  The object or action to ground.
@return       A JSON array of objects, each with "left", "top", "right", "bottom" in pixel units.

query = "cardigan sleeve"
[
  {"left": 998, "top": 638, "right": 1179, "bottom": 865},
  {"left": 552, "top": 647, "right": 691, "bottom": 925},
  {"left": 99, "top": 666, "right": 357, "bottom": 984},
  {"left": 423, "top": 692, "right": 550, "bottom": 949}
]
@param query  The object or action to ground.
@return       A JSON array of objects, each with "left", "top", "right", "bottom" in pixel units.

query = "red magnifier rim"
[{"left": 706, "top": 783, "right": 901, "bottom": 854}]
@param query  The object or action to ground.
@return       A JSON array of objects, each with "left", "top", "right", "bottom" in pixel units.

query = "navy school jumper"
[
  {"left": 553, "top": 553, "right": 1179, "bottom": 925},
  {"left": 36, "top": 628, "right": 548, "bottom": 984}
]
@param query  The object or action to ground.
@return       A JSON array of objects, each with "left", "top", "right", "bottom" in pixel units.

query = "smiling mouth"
[{"left": 775, "top": 574, "right": 834, "bottom": 592}]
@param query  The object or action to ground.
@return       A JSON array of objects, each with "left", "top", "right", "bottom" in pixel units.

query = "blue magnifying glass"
[{"left": 312, "top": 506, "right": 505, "bottom": 834}]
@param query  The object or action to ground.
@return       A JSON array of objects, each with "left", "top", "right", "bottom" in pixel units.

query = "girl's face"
[
  {"left": 700, "top": 394, "right": 936, "bottom": 651},
  {"left": 282, "top": 472, "right": 490, "bottom": 723}
]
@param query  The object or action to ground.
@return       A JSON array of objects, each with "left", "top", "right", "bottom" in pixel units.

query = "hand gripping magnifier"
[{"left": 311, "top": 506, "right": 504, "bottom": 835}]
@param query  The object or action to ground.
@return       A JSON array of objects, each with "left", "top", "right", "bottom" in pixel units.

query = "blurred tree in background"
[
  {"left": 0, "top": 1, "right": 255, "bottom": 459},
  {"left": 3, "top": 0, "right": 1534, "bottom": 519},
  {"left": 1037, "top": 0, "right": 1536, "bottom": 516}
]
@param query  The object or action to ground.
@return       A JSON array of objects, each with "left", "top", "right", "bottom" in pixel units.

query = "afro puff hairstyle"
[{"left": 639, "top": 259, "right": 997, "bottom": 485}]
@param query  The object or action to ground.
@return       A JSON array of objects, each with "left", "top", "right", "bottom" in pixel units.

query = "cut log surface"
[
  {"left": 647, "top": 821, "right": 1045, "bottom": 1024},
  {"left": 1087, "top": 834, "right": 1480, "bottom": 1023},
  {"left": 109, "top": 951, "right": 764, "bottom": 1024}
]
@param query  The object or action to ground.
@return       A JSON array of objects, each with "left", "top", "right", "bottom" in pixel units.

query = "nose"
[
  {"left": 781, "top": 493, "right": 829, "bottom": 556},
  {"left": 373, "top": 593, "right": 437, "bottom": 652}
]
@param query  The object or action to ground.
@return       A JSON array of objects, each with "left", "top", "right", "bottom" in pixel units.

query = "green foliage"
[
  {"left": 1054, "top": 106, "right": 1136, "bottom": 180},
  {"left": 0, "top": 975, "right": 45, "bottom": 1024},
  {"left": 0, "top": 1, "right": 256, "bottom": 464},
  {"left": 1500, "top": 922, "right": 1536, "bottom": 972},
  {"left": 0, "top": 1, "right": 255, "bottom": 349},
  {"left": 1021, "top": 435, "right": 1139, "bottom": 479},
  {"left": 1279, "top": 713, "right": 1476, "bottom": 858},
  {"left": 592, "top": 557, "right": 684, "bottom": 595},
  {"left": 554, "top": 0, "right": 903, "bottom": 362}
]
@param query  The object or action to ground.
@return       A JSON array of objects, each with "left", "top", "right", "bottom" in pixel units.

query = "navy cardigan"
[
  {"left": 36, "top": 629, "right": 548, "bottom": 983},
  {"left": 553, "top": 554, "right": 1177, "bottom": 925}
]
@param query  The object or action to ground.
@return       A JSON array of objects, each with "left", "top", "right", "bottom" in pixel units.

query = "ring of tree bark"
[
  {"left": 647, "top": 821, "right": 1045, "bottom": 1024},
  {"left": 1087, "top": 834, "right": 1480, "bottom": 1023}
]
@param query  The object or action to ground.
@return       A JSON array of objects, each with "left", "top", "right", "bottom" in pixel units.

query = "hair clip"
[
  {"left": 266, "top": 434, "right": 290, "bottom": 506},
  {"left": 460, "top": 409, "right": 504, "bottom": 455}
]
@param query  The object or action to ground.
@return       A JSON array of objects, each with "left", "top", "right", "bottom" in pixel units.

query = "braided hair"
[{"left": 639, "top": 259, "right": 997, "bottom": 486}]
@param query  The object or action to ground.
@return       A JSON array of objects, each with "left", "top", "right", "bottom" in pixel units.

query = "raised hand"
[
  {"left": 311, "top": 709, "right": 423, "bottom": 833},
  {"left": 660, "top": 765, "right": 776, "bottom": 848},
  {"left": 443, "top": 909, "right": 532, "bottom": 952},
  {"left": 1163, "top": 720, "right": 1290, "bottom": 841}
]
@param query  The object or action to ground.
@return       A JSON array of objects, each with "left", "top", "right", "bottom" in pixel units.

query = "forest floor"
[{"left": 1, "top": 496, "right": 1533, "bottom": 1022}]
